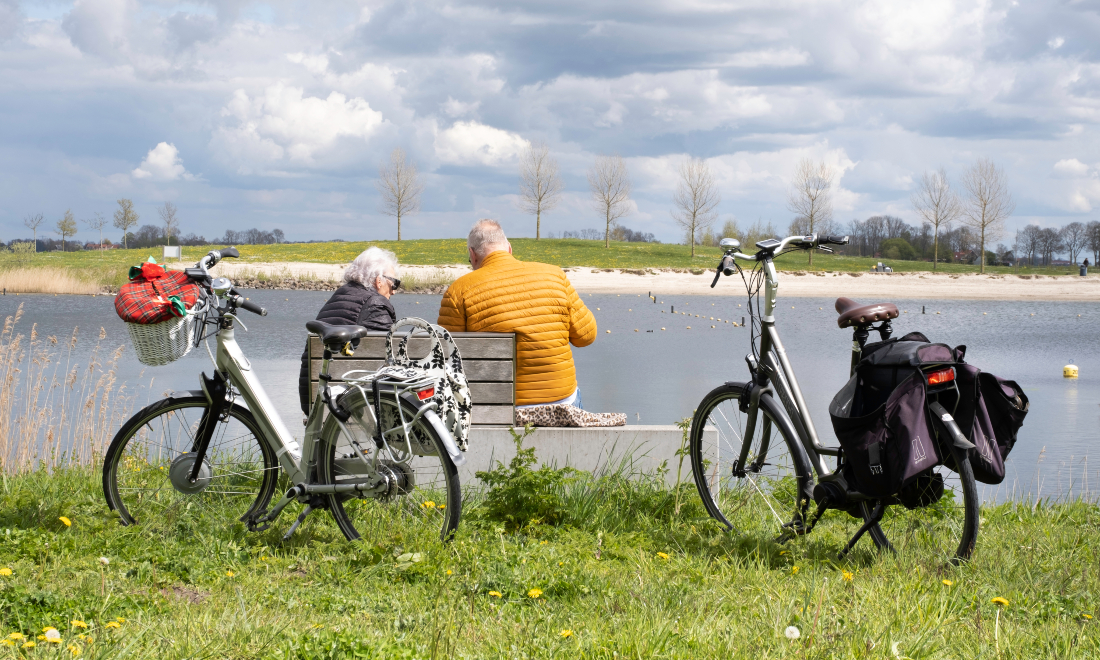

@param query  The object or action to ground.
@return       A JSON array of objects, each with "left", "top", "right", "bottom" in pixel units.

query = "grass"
[
  {"left": 0, "top": 458, "right": 1097, "bottom": 659},
  {"left": 4, "top": 240, "right": 1092, "bottom": 294}
]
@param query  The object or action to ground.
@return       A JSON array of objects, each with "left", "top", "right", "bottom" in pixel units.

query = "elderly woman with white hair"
[{"left": 298, "top": 246, "right": 401, "bottom": 414}]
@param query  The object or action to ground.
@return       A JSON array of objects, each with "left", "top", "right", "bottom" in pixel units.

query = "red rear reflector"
[
  {"left": 416, "top": 387, "right": 435, "bottom": 401},
  {"left": 927, "top": 368, "right": 955, "bottom": 385}
]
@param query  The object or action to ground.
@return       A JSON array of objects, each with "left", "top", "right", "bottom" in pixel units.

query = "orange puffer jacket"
[{"left": 437, "top": 251, "right": 597, "bottom": 405}]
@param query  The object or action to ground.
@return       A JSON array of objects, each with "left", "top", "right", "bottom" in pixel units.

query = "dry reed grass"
[
  {"left": 0, "top": 268, "right": 100, "bottom": 295},
  {"left": 0, "top": 304, "right": 133, "bottom": 473}
]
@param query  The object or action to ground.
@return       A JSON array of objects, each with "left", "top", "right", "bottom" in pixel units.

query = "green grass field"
[
  {"left": 2, "top": 239, "right": 1087, "bottom": 293},
  {"left": 1, "top": 447, "right": 1096, "bottom": 659}
]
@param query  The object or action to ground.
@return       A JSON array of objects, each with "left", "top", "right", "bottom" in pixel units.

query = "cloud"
[
  {"left": 212, "top": 83, "right": 386, "bottom": 171},
  {"left": 1053, "top": 158, "right": 1090, "bottom": 177},
  {"left": 434, "top": 121, "right": 528, "bottom": 167},
  {"left": 132, "top": 142, "right": 195, "bottom": 181}
]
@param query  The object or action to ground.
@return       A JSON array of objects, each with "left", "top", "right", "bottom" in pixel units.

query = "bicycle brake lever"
[
  {"left": 817, "top": 246, "right": 834, "bottom": 253},
  {"left": 710, "top": 268, "right": 722, "bottom": 288}
]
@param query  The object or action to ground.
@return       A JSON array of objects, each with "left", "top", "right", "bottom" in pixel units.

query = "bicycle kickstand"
[
  {"left": 837, "top": 500, "right": 886, "bottom": 560},
  {"left": 283, "top": 505, "right": 313, "bottom": 541}
]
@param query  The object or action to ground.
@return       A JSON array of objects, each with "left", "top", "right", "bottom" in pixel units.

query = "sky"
[{"left": 0, "top": 0, "right": 1098, "bottom": 245}]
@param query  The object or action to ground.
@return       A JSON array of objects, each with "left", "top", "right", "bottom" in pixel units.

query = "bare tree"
[
  {"left": 158, "top": 202, "right": 179, "bottom": 246},
  {"left": 273, "top": 228, "right": 285, "bottom": 244},
  {"left": 1019, "top": 224, "right": 1041, "bottom": 266},
  {"left": 82, "top": 212, "right": 109, "bottom": 252},
  {"left": 786, "top": 158, "right": 834, "bottom": 267},
  {"left": 517, "top": 141, "right": 564, "bottom": 240},
  {"left": 1087, "top": 220, "right": 1100, "bottom": 265},
  {"left": 376, "top": 148, "right": 423, "bottom": 241},
  {"left": 587, "top": 155, "right": 632, "bottom": 248},
  {"left": 1061, "top": 221, "right": 1087, "bottom": 264},
  {"left": 671, "top": 158, "right": 720, "bottom": 257},
  {"left": 960, "top": 159, "right": 1014, "bottom": 273},
  {"left": 113, "top": 198, "right": 139, "bottom": 249},
  {"left": 23, "top": 213, "right": 44, "bottom": 253},
  {"left": 1039, "top": 227, "right": 1064, "bottom": 266},
  {"left": 56, "top": 209, "right": 77, "bottom": 252},
  {"left": 911, "top": 167, "right": 960, "bottom": 270}
]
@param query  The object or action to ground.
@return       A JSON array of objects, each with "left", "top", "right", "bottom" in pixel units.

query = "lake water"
[{"left": 2, "top": 288, "right": 1096, "bottom": 500}]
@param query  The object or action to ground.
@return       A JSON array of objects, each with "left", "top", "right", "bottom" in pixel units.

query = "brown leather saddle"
[{"left": 835, "top": 297, "right": 899, "bottom": 329}]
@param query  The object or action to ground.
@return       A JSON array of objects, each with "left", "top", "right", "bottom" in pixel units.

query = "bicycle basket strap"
[{"left": 385, "top": 317, "right": 472, "bottom": 451}]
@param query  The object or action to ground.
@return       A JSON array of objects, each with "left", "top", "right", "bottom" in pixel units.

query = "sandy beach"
[{"left": 202, "top": 261, "right": 1100, "bottom": 302}]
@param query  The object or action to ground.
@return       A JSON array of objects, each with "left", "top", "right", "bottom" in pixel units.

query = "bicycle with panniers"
[
  {"left": 103, "top": 247, "right": 471, "bottom": 543},
  {"left": 689, "top": 234, "right": 1028, "bottom": 562}
]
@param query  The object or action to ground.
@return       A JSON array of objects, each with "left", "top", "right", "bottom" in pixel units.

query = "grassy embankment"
[
  {"left": 0, "top": 239, "right": 1087, "bottom": 294},
  {"left": 1, "top": 457, "right": 1097, "bottom": 659}
]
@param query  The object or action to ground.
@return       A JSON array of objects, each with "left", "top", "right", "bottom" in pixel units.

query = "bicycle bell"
[
  {"left": 719, "top": 237, "right": 740, "bottom": 251},
  {"left": 211, "top": 277, "right": 233, "bottom": 297}
]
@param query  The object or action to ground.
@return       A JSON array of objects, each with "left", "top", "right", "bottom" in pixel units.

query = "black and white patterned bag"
[{"left": 375, "top": 318, "right": 473, "bottom": 451}]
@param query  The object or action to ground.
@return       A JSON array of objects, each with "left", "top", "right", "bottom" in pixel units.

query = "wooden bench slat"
[
  {"left": 309, "top": 335, "right": 514, "bottom": 360},
  {"left": 307, "top": 383, "right": 513, "bottom": 425},
  {"left": 311, "top": 359, "right": 513, "bottom": 382}
]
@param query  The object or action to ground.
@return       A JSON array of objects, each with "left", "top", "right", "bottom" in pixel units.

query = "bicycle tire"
[
  {"left": 102, "top": 396, "right": 279, "bottom": 529},
  {"left": 870, "top": 445, "right": 980, "bottom": 563},
  {"left": 689, "top": 383, "right": 813, "bottom": 535},
  {"left": 317, "top": 388, "right": 461, "bottom": 543}
]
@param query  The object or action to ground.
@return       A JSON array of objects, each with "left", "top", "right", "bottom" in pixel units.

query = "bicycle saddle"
[
  {"left": 834, "top": 297, "right": 899, "bottom": 329},
  {"left": 305, "top": 320, "right": 369, "bottom": 345}
]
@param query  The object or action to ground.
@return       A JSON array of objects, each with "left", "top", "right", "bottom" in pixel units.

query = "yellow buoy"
[{"left": 1064, "top": 364, "right": 1079, "bottom": 378}]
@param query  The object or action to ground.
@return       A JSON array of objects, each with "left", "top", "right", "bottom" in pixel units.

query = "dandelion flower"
[
  {"left": 21, "top": 641, "right": 34, "bottom": 649},
  {"left": 115, "top": 618, "right": 125, "bottom": 624},
  {"left": 98, "top": 557, "right": 110, "bottom": 566},
  {"left": 991, "top": 597, "right": 1009, "bottom": 607},
  {"left": 527, "top": 588, "right": 543, "bottom": 599},
  {"left": 1081, "top": 613, "right": 1093, "bottom": 620},
  {"left": 657, "top": 552, "right": 670, "bottom": 560},
  {"left": 67, "top": 643, "right": 81, "bottom": 655},
  {"left": 791, "top": 566, "right": 800, "bottom": 575},
  {"left": 784, "top": 626, "right": 800, "bottom": 640},
  {"left": 942, "top": 579, "right": 953, "bottom": 586},
  {"left": 488, "top": 591, "right": 502, "bottom": 598},
  {"left": 559, "top": 629, "right": 573, "bottom": 638},
  {"left": 105, "top": 622, "right": 120, "bottom": 630},
  {"left": 9, "top": 633, "right": 24, "bottom": 640},
  {"left": 446, "top": 570, "right": 452, "bottom": 575},
  {"left": 59, "top": 517, "right": 72, "bottom": 527},
  {"left": 45, "top": 628, "right": 62, "bottom": 643},
  {"left": 0, "top": 640, "right": 12, "bottom": 647},
  {"left": 842, "top": 570, "right": 854, "bottom": 582},
  {"left": 71, "top": 620, "right": 88, "bottom": 629},
  {"left": 421, "top": 501, "right": 437, "bottom": 509},
  {"left": 0, "top": 568, "right": 11, "bottom": 576},
  {"left": 226, "top": 570, "right": 235, "bottom": 577}
]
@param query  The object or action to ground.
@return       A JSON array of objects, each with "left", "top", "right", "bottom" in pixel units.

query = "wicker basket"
[{"left": 125, "top": 304, "right": 207, "bottom": 366}]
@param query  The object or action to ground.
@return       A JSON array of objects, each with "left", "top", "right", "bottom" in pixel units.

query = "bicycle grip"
[
  {"left": 218, "top": 246, "right": 240, "bottom": 259},
  {"left": 821, "top": 235, "right": 849, "bottom": 246},
  {"left": 239, "top": 297, "right": 268, "bottom": 316}
]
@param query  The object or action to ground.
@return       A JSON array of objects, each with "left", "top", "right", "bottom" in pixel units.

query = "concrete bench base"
[{"left": 458, "top": 425, "right": 706, "bottom": 486}]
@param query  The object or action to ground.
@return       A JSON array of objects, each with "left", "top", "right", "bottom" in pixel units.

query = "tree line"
[{"left": 14, "top": 199, "right": 284, "bottom": 252}]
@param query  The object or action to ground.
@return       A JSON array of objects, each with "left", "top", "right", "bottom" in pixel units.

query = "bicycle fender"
[
  {"left": 928, "top": 401, "right": 975, "bottom": 450},
  {"left": 398, "top": 392, "right": 466, "bottom": 467},
  {"left": 759, "top": 392, "right": 815, "bottom": 502}
]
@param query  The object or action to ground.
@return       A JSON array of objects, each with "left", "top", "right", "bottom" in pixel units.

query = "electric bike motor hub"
[
  {"left": 375, "top": 461, "right": 414, "bottom": 502},
  {"left": 168, "top": 452, "right": 213, "bottom": 494}
]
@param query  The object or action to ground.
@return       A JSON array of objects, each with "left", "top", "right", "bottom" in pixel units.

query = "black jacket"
[{"left": 298, "top": 282, "right": 397, "bottom": 414}]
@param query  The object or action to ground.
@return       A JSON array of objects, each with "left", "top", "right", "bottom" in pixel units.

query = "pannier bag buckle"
[{"left": 868, "top": 443, "right": 883, "bottom": 475}]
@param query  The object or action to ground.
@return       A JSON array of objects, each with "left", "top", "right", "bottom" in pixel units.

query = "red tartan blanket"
[{"left": 115, "top": 268, "right": 202, "bottom": 325}]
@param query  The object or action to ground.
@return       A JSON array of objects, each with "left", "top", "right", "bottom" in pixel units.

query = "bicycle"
[
  {"left": 102, "top": 247, "right": 465, "bottom": 542},
  {"left": 688, "top": 234, "right": 980, "bottom": 562}
]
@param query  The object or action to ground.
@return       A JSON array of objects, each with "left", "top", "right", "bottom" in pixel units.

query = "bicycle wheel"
[
  {"left": 870, "top": 446, "right": 980, "bottom": 563},
  {"left": 318, "top": 388, "right": 461, "bottom": 543},
  {"left": 103, "top": 396, "right": 279, "bottom": 529},
  {"left": 690, "top": 383, "right": 813, "bottom": 536}
]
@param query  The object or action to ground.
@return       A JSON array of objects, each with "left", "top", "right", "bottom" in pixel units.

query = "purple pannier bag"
[{"left": 946, "top": 365, "right": 1029, "bottom": 484}]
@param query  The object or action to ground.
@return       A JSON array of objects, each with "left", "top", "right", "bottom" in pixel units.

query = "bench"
[
  {"left": 307, "top": 330, "right": 695, "bottom": 482},
  {"left": 307, "top": 331, "right": 516, "bottom": 426}
]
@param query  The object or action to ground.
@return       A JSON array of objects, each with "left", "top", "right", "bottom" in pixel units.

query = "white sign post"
[{"left": 163, "top": 245, "right": 182, "bottom": 261}]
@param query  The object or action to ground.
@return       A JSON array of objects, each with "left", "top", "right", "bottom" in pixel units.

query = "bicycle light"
[
  {"left": 927, "top": 367, "right": 956, "bottom": 385},
  {"left": 416, "top": 386, "right": 436, "bottom": 401}
]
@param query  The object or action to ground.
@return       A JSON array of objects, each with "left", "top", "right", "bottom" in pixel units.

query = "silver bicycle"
[
  {"left": 103, "top": 247, "right": 465, "bottom": 542},
  {"left": 689, "top": 234, "right": 980, "bottom": 562}
]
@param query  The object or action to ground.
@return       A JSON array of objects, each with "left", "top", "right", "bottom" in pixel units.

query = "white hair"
[
  {"left": 467, "top": 218, "right": 509, "bottom": 258},
  {"left": 344, "top": 246, "right": 399, "bottom": 289}
]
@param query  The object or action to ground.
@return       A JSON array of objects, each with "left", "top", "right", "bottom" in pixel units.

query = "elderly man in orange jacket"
[{"left": 438, "top": 219, "right": 598, "bottom": 409}]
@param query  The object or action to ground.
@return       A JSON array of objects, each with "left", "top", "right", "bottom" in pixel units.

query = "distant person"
[
  {"left": 437, "top": 219, "right": 597, "bottom": 409},
  {"left": 298, "top": 246, "right": 400, "bottom": 415},
  {"left": 1085, "top": 258, "right": 1090, "bottom": 268}
]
